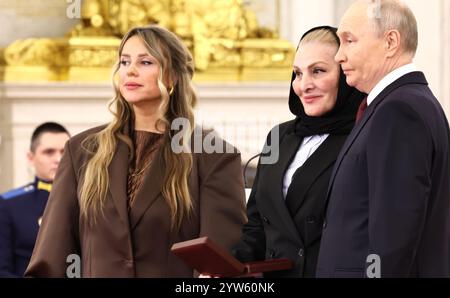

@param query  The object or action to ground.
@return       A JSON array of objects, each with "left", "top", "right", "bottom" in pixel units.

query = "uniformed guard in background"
[{"left": 0, "top": 122, "right": 70, "bottom": 277}]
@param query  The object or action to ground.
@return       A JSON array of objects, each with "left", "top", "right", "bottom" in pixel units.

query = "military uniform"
[{"left": 0, "top": 178, "right": 51, "bottom": 277}]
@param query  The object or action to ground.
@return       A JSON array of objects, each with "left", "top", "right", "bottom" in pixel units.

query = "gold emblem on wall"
[{"left": 3, "top": 0, "right": 294, "bottom": 82}]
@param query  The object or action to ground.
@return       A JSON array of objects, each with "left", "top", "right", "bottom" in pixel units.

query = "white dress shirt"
[
  {"left": 282, "top": 134, "right": 329, "bottom": 198},
  {"left": 367, "top": 63, "right": 417, "bottom": 106}
]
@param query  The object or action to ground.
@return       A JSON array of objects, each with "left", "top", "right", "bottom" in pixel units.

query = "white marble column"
[
  {"left": 439, "top": 0, "right": 450, "bottom": 115},
  {"left": 0, "top": 88, "right": 13, "bottom": 192},
  {"left": 281, "top": 0, "right": 337, "bottom": 45},
  {"left": 0, "top": 0, "right": 79, "bottom": 47}
]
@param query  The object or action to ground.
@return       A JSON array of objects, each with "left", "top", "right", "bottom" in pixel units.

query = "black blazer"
[
  {"left": 232, "top": 120, "right": 348, "bottom": 277},
  {"left": 317, "top": 72, "right": 450, "bottom": 277}
]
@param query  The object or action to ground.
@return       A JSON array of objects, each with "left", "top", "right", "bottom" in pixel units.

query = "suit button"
[
  {"left": 124, "top": 259, "right": 134, "bottom": 267},
  {"left": 298, "top": 248, "right": 304, "bottom": 257},
  {"left": 262, "top": 216, "right": 270, "bottom": 225},
  {"left": 306, "top": 215, "right": 316, "bottom": 224},
  {"left": 269, "top": 250, "right": 275, "bottom": 258},
  {"left": 323, "top": 220, "right": 327, "bottom": 229}
]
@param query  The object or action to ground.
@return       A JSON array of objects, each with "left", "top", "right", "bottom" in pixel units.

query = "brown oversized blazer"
[{"left": 25, "top": 126, "right": 247, "bottom": 277}]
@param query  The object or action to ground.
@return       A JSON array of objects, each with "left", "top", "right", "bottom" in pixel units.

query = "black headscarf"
[{"left": 288, "top": 26, "right": 366, "bottom": 137}]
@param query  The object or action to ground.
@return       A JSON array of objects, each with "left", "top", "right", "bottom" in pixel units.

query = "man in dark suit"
[
  {"left": 0, "top": 122, "right": 70, "bottom": 277},
  {"left": 316, "top": 0, "right": 450, "bottom": 277}
]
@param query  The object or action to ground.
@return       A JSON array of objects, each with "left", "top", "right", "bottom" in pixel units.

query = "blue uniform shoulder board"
[{"left": 1, "top": 184, "right": 35, "bottom": 200}]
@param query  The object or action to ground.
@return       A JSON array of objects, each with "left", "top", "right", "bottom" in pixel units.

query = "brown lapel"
[
  {"left": 129, "top": 147, "right": 165, "bottom": 230},
  {"left": 108, "top": 140, "right": 131, "bottom": 226}
]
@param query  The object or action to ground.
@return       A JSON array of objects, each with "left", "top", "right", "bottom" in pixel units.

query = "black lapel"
[
  {"left": 285, "top": 135, "right": 347, "bottom": 217},
  {"left": 262, "top": 131, "right": 303, "bottom": 243},
  {"left": 326, "top": 71, "right": 428, "bottom": 198}
]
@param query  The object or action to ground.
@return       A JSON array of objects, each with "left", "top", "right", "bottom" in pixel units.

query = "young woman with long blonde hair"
[{"left": 25, "top": 25, "right": 246, "bottom": 277}]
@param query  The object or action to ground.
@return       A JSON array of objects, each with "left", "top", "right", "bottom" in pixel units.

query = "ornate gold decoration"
[
  {"left": 0, "top": 48, "right": 6, "bottom": 80},
  {"left": 4, "top": 38, "right": 68, "bottom": 81},
  {"left": 0, "top": 48, "right": 5, "bottom": 66},
  {"left": 4, "top": 0, "right": 294, "bottom": 82},
  {"left": 67, "top": 36, "right": 120, "bottom": 81}
]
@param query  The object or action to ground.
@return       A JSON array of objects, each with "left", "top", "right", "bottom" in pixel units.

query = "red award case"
[{"left": 171, "top": 237, "right": 293, "bottom": 277}]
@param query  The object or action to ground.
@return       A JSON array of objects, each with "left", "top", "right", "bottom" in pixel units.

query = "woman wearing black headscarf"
[{"left": 231, "top": 26, "right": 366, "bottom": 277}]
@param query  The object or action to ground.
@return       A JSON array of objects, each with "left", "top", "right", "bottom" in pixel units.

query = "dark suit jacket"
[
  {"left": 0, "top": 179, "right": 49, "bottom": 277},
  {"left": 317, "top": 72, "right": 450, "bottom": 278},
  {"left": 232, "top": 121, "right": 348, "bottom": 277},
  {"left": 25, "top": 126, "right": 247, "bottom": 277}
]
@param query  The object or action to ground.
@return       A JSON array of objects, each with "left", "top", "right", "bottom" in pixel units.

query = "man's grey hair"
[{"left": 367, "top": 0, "right": 418, "bottom": 55}]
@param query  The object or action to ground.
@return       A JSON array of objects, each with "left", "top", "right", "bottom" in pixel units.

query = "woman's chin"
[
  {"left": 123, "top": 97, "right": 146, "bottom": 105},
  {"left": 123, "top": 98, "right": 138, "bottom": 104},
  {"left": 304, "top": 107, "right": 320, "bottom": 117},
  {"left": 123, "top": 97, "right": 162, "bottom": 108}
]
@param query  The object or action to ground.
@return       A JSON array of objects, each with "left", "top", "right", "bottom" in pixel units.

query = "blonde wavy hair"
[
  {"left": 80, "top": 25, "right": 197, "bottom": 230},
  {"left": 299, "top": 28, "right": 339, "bottom": 49}
]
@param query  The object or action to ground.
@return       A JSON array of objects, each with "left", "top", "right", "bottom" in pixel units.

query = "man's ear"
[
  {"left": 27, "top": 151, "right": 34, "bottom": 164},
  {"left": 385, "top": 29, "right": 401, "bottom": 58}
]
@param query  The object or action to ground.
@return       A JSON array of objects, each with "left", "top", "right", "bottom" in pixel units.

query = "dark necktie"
[{"left": 356, "top": 97, "right": 368, "bottom": 123}]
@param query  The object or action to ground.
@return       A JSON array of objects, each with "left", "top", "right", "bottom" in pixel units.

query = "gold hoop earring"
[{"left": 169, "top": 86, "right": 174, "bottom": 96}]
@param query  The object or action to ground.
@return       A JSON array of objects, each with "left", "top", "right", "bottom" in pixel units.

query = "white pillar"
[
  {"left": 282, "top": 0, "right": 337, "bottom": 46},
  {"left": 0, "top": 90, "right": 13, "bottom": 192},
  {"left": 439, "top": 0, "right": 450, "bottom": 116},
  {"left": 0, "top": 1, "right": 79, "bottom": 47},
  {"left": 404, "top": 0, "right": 449, "bottom": 118}
]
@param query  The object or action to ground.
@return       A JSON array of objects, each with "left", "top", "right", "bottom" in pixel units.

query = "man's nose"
[
  {"left": 335, "top": 46, "right": 345, "bottom": 64},
  {"left": 55, "top": 152, "right": 64, "bottom": 164}
]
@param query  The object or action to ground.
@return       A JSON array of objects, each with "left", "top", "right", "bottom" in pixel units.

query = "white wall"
[
  {"left": 0, "top": 0, "right": 79, "bottom": 47},
  {"left": 281, "top": 0, "right": 337, "bottom": 46},
  {"left": 404, "top": 0, "right": 444, "bottom": 108}
]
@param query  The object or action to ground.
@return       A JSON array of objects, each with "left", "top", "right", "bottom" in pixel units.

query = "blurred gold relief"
[{"left": 2, "top": 0, "right": 294, "bottom": 82}]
